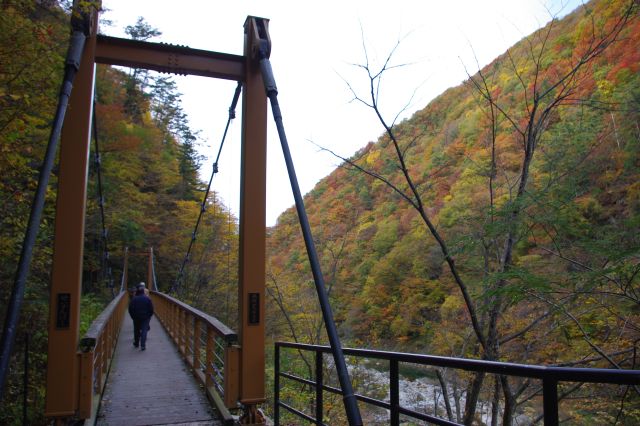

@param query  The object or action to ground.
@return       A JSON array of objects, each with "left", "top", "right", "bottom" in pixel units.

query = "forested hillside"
[
  {"left": 267, "top": 0, "right": 640, "bottom": 423},
  {"left": 2, "top": 0, "right": 640, "bottom": 424},
  {"left": 0, "top": 2, "right": 236, "bottom": 423}
]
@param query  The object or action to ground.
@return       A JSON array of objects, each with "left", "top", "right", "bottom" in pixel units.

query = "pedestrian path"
[{"left": 96, "top": 315, "right": 221, "bottom": 425}]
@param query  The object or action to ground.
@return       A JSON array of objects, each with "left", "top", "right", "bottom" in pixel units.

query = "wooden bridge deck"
[{"left": 96, "top": 315, "right": 221, "bottom": 426}]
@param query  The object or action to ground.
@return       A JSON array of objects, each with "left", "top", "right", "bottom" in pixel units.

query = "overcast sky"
[{"left": 100, "top": 0, "right": 582, "bottom": 226}]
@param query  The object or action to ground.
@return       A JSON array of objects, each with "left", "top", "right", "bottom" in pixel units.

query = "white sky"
[{"left": 100, "top": 0, "right": 582, "bottom": 226}]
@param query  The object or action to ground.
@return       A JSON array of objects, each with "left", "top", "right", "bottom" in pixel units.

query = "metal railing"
[
  {"left": 151, "top": 291, "right": 240, "bottom": 423},
  {"left": 77, "top": 290, "right": 128, "bottom": 421},
  {"left": 274, "top": 341, "right": 640, "bottom": 426}
]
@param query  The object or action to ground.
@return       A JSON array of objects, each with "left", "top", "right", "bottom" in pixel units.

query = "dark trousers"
[{"left": 133, "top": 317, "right": 151, "bottom": 348}]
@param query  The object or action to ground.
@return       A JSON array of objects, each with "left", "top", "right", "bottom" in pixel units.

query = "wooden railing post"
[
  {"left": 190, "top": 315, "right": 195, "bottom": 363},
  {"left": 185, "top": 312, "right": 189, "bottom": 358},
  {"left": 193, "top": 319, "right": 201, "bottom": 370},
  {"left": 175, "top": 303, "right": 179, "bottom": 341},
  {"left": 95, "top": 338, "right": 102, "bottom": 391},
  {"left": 177, "top": 307, "right": 182, "bottom": 349},
  {"left": 180, "top": 309, "right": 185, "bottom": 354},
  {"left": 171, "top": 303, "right": 176, "bottom": 339},
  {"left": 224, "top": 344, "right": 240, "bottom": 408},
  {"left": 77, "top": 351, "right": 93, "bottom": 419},
  {"left": 206, "top": 327, "right": 214, "bottom": 389},
  {"left": 166, "top": 301, "right": 171, "bottom": 335},
  {"left": 174, "top": 306, "right": 179, "bottom": 344},
  {"left": 186, "top": 313, "right": 193, "bottom": 364}
]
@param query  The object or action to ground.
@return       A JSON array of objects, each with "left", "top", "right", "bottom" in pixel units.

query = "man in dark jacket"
[{"left": 128, "top": 282, "right": 154, "bottom": 350}]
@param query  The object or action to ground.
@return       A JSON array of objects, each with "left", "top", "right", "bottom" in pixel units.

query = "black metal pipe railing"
[
  {"left": 315, "top": 350, "right": 323, "bottom": 425},
  {"left": 22, "top": 333, "right": 29, "bottom": 426},
  {"left": 274, "top": 341, "right": 640, "bottom": 426}
]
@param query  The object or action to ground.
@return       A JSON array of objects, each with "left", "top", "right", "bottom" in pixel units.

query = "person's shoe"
[
  {"left": 134, "top": 343, "right": 139, "bottom": 348},
  {"left": 141, "top": 347, "right": 146, "bottom": 351}
]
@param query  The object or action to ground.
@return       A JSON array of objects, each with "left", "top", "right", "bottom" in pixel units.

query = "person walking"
[{"left": 129, "top": 282, "right": 154, "bottom": 351}]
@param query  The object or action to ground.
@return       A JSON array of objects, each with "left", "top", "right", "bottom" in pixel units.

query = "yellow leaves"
[
  {"left": 390, "top": 316, "right": 410, "bottom": 337},
  {"left": 365, "top": 149, "right": 380, "bottom": 166},
  {"left": 628, "top": 181, "right": 640, "bottom": 209},
  {"left": 575, "top": 195, "right": 604, "bottom": 221},
  {"left": 597, "top": 78, "right": 614, "bottom": 96},
  {"left": 0, "top": 89, "right": 25, "bottom": 101},
  {"left": 494, "top": 193, "right": 511, "bottom": 210},
  {"left": 515, "top": 254, "right": 541, "bottom": 267},
  {"left": 439, "top": 294, "right": 464, "bottom": 320}
]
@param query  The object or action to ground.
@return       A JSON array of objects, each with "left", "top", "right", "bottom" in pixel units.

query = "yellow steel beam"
[
  {"left": 44, "top": 5, "right": 98, "bottom": 418},
  {"left": 95, "top": 35, "right": 245, "bottom": 81},
  {"left": 237, "top": 16, "right": 269, "bottom": 419}
]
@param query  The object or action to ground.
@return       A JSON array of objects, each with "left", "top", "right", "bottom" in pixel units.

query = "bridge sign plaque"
[
  {"left": 56, "top": 293, "right": 71, "bottom": 329},
  {"left": 248, "top": 293, "right": 260, "bottom": 325}
]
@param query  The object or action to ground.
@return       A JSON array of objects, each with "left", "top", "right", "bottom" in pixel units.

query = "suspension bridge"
[{"left": 1, "top": 1, "right": 639, "bottom": 425}]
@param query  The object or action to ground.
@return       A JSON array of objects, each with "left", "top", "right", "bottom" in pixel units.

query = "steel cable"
[
  {"left": 170, "top": 82, "right": 242, "bottom": 294},
  {"left": 255, "top": 40, "right": 364, "bottom": 425},
  {"left": 119, "top": 247, "right": 128, "bottom": 294},
  {"left": 151, "top": 248, "right": 159, "bottom": 291},
  {"left": 91, "top": 101, "right": 114, "bottom": 297},
  {"left": 0, "top": 30, "right": 87, "bottom": 401}
]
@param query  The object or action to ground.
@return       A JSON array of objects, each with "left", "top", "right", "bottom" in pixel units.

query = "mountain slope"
[{"left": 267, "top": 0, "right": 640, "bottom": 378}]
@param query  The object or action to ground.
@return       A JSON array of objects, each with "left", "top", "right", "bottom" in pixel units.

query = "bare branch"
[
  {"left": 309, "top": 139, "right": 419, "bottom": 210},
  {"left": 499, "top": 310, "right": 552, "bottom": 345}
]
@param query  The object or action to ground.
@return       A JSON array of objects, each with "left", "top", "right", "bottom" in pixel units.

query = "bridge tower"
[{"left": 44, "top": 1, "right": 269, "bottom": 423}]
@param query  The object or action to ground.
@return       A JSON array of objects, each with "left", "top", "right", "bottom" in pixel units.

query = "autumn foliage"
[
  {"left": 0, "top": 2, "right": 237, "bottom": 423},
  {"left": 267, "top": 0, "right": 640, "bottom": 423}
]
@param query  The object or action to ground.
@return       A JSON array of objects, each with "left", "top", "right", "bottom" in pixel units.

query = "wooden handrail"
[
  {"left": 152, "top": 291, "right": 237, "bottom": 343},
  {"left": 79, "top": 291, "right": 127, "bottom": 351},
  {"left": 77, "top": 290, "right": 128, "bottom": 421}
]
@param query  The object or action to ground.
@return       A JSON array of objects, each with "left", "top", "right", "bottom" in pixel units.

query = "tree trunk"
[
  {"left": 453, "top": 379, "right": 463, "bottom": 423},
  {"left": 437, "top": 369, "right": 454, "bottom": 421},
  {"left": 491, "top": 376, "right": 501, "bottom": 426},
  {"left": 501, "top": 375, "right": 516, "bottom": 426},
  {"left": 464, "top": 372, "right": 485, "bottom": 425}
]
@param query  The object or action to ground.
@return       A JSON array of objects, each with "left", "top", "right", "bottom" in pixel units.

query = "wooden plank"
[{"left": 96, "top": 317, "right": 222, "bottom": 426}]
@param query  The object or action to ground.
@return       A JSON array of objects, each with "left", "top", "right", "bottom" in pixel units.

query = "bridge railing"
[
  {"left": 151, "top": 291, "right": 240, "bottom": 419},
  {"left": 77, "top": 290, "right": 129, "bottom": 421},
  {"left": 274, "top": 341, "right": 640, "bottom": 426}
]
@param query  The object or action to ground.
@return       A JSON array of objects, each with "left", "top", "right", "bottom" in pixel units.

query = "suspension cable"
[
  {"left": 0, "top": 29, "right": 87, "bottom": 401},
  {"left": 254, "top": 33, "right": 363, "bottom": 425},
  {"left": 119, "top": 247, "right": 128, "bottom": 294},
  {"left": 151, "top": 247, "right": 159, "bottom": 292},
  {"left": 170, "top": 82, "right": 242, "bottom": 294},
  {"left": 91, "top": 101, "right": 114, "bottom": 298}
]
